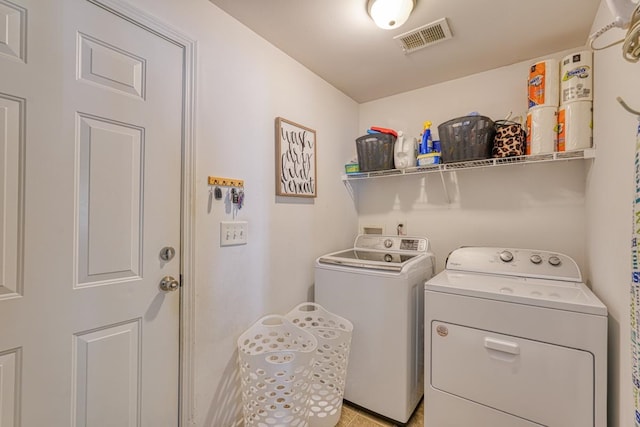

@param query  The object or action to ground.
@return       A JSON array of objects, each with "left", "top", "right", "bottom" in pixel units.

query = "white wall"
[
  {"left": 121, "top": 1, "right": 359, "bottom": 425},
  {"left": 357, "top": 51, "right": 589, "bottom": 273},
  {"left": 588, "top": 2, "right": 640, "bottom": 426}
]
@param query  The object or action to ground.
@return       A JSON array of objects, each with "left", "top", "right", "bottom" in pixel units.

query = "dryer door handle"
[{"left": 484, "top": 337, "right": 520, "bottom": 355}]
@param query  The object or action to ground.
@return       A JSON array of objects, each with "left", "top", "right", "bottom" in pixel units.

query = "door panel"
[
  {"left": 0, "top": 347, "right": 19, "bottom": 426},
  {"left": 0, "top": 93, "right": 24, "bottom": 298},
  {"left": 77, "top": 32, "right": 146, "bottom": 99},
  {"left": 0, "top": 0, "right": 26, "bottom": 62},
  {"left": 73, "top": 320, "right": 141, "bottom": 427},
  {"left": 0, "top": 0, "right": 184, "bottom": 425},
  {"left": 76, "top": 113, "right": 144, "bottom": 286}
]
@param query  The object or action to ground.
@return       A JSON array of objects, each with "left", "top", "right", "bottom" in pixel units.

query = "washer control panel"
[
  {"left": 354, "top": 234, "right": 430, "bottom": 253},
  {"left": 446, "top": 247, "right": 582, "bottom": 282}
]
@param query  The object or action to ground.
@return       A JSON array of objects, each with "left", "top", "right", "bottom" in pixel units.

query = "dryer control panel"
[{"left": 445, "top": 247, "right": 582, "bottom": 282}]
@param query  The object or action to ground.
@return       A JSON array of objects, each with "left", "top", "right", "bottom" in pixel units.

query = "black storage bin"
[
  {"left": 355, "top": 133, "right": 396, "bottom": 172},
  {"left": 437, "top": 116, "right": 496, "bottom": 163}
]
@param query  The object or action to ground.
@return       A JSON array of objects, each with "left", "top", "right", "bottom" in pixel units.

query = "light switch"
[{"left": 220, "top": 221, "right": 248, "bottom": 246}]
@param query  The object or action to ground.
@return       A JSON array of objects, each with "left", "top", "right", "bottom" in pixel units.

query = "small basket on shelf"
[{"left": 437, "top": 115, "right": 496, "bottom": 163}]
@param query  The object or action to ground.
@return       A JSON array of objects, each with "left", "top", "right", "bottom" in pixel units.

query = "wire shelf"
[{"left": 342, "top": 149, "right": 594, "bottom": 181}]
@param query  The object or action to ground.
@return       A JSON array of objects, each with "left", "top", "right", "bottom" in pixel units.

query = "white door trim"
[{"left": 83, "top": 1, "right": 197, "bottom": 425}]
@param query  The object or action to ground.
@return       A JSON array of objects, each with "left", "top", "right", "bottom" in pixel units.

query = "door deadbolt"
[
  {"left": 159, "top": 276, "right": 180, "bottom": 292},
  {"left": 436, "top": 325, "right": 449, "bottom": 337},
  {"left": 160, "top": 246, "right": 176, "bottom": 261}
]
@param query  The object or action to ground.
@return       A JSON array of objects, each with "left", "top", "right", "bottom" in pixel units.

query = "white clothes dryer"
[
  {"left": 315, "top": 234, "right": 435, "bottom": 425},
  {"left": 424, "top": 247, "right": 607, "bottom": 427}
]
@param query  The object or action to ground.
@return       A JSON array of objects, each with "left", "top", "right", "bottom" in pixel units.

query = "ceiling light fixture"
[{"left": 367, "top": 0, "right": 416, "bottom": 30}]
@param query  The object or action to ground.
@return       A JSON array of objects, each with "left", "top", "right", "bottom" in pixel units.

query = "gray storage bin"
[
  {"left": 438, "top": 115, "right": 495, "bottom": 163},
  {"left": 356, "top": 133, "right": 396, "bottom": 171}
]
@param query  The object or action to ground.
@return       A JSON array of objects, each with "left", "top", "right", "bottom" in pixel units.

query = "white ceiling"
[{"left": 208, "top": 0, "right": 601, "bottom": 103}]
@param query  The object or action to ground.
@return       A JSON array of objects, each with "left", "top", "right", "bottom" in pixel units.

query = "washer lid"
[
  {"left": 317, "top": 234, "right": 434, "bottom": 272},
  {"left": 318, "top": 249, "right": 419, "bottom": 272},
  {"left": 425, "top": 270, "right": 607, "bottom": 316}
]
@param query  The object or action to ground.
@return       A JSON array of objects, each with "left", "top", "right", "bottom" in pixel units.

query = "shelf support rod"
[
  {"left": 439, "top": 168, "right": 451, "bottom": 204},
  {"left": 342, "top": 178, "right": 355, "bottom": 202}
]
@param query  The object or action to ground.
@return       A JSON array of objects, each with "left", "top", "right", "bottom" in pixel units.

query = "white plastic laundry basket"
[
  {"left": 237, "top": 315, "right": 318, "bottom": 427},
  {"left": 285, "top": 303, "right": 353, "bottom": 427}
]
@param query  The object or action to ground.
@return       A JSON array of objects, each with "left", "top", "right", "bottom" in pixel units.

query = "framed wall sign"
[{"left": 275, "top": 117, "right": 317, "bottom": 198}]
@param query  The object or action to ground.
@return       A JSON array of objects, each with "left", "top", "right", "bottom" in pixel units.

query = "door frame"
[{"left": 84, "top": 0, "right": 197, "bottom": 424}]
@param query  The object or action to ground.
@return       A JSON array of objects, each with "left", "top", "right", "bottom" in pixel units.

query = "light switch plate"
[{"left": 220, "top": 221, "right": 248, "bottom": 246}]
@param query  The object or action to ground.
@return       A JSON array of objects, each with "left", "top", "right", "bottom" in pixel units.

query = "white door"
[{"left": 0, "top": 0, "right": 184, "bottom": 425}]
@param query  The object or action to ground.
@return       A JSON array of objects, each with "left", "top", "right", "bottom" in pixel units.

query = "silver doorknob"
[{"left": 159, "top": 276, "right": 180, "bottom": 292}]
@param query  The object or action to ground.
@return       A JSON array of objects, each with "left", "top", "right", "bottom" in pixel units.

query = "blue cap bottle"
[{"left": 420, "top": 121, "right": 433, "bottom": 154}]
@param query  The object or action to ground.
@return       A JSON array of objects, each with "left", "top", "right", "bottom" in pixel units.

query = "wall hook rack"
[
  {"left": 617, "top": 96, "right": 640, "bottom": 117},
  {"left": 207, "top": 176, "right": 244, "bottom": 188}
]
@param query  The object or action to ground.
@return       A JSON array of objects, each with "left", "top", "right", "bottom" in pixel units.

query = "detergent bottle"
[
  {"left": 393, "top": 131, "right": 417, "bottom": 169},
  {"left": 419, "top": 121, "right": 433, "bottom": 154}
]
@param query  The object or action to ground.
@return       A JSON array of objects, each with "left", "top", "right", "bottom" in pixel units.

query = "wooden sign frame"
[{"left": 275, "top": 117, "right": 317, "bottom": 198}]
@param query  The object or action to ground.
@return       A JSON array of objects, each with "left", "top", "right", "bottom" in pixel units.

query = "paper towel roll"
[
  {"left": 561, "top": 51, "right": 593, "bottom": 104},
  {"left": 528, "top": 59, "right": 560, "bottom": 109},
  {"left": 526, "top": 106, "right": 558, "bottom": 155},
  {"left": 558, "top": 101, "right": 592, "bottom": 151}
]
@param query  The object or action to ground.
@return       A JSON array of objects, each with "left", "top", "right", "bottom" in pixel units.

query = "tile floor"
[{"left": 336, "top": 400, "right": 423, "bottom": 427}]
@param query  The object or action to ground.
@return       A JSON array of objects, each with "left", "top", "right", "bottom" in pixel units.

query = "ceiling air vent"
[{"left": 394, "top": 17, "right": 453, "bottom": 54}]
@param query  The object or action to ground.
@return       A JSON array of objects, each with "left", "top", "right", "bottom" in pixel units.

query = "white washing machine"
[
  {"left": 424, "top": 247, "right": 607, "bottom": 427},
  {"left": 315, "top": 234, "right": 435, "bottom": 425}
]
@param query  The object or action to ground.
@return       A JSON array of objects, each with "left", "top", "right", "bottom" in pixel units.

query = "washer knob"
[
  {"left": 530, "top": 254, "right": 542, "bottom": 264},
  {"left": 548, "top": 256, "right": 562, "bottom": 266},
  {"left": 384, "top": 239, "right": 393, "bottom": 248},
  {"left": 499, "top": 250, "right": 514, "bottom": 262}
]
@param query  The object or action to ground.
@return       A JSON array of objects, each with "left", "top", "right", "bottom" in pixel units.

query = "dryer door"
[{"left": 430, "top": 322, "right": 593, "bottom": 426}]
